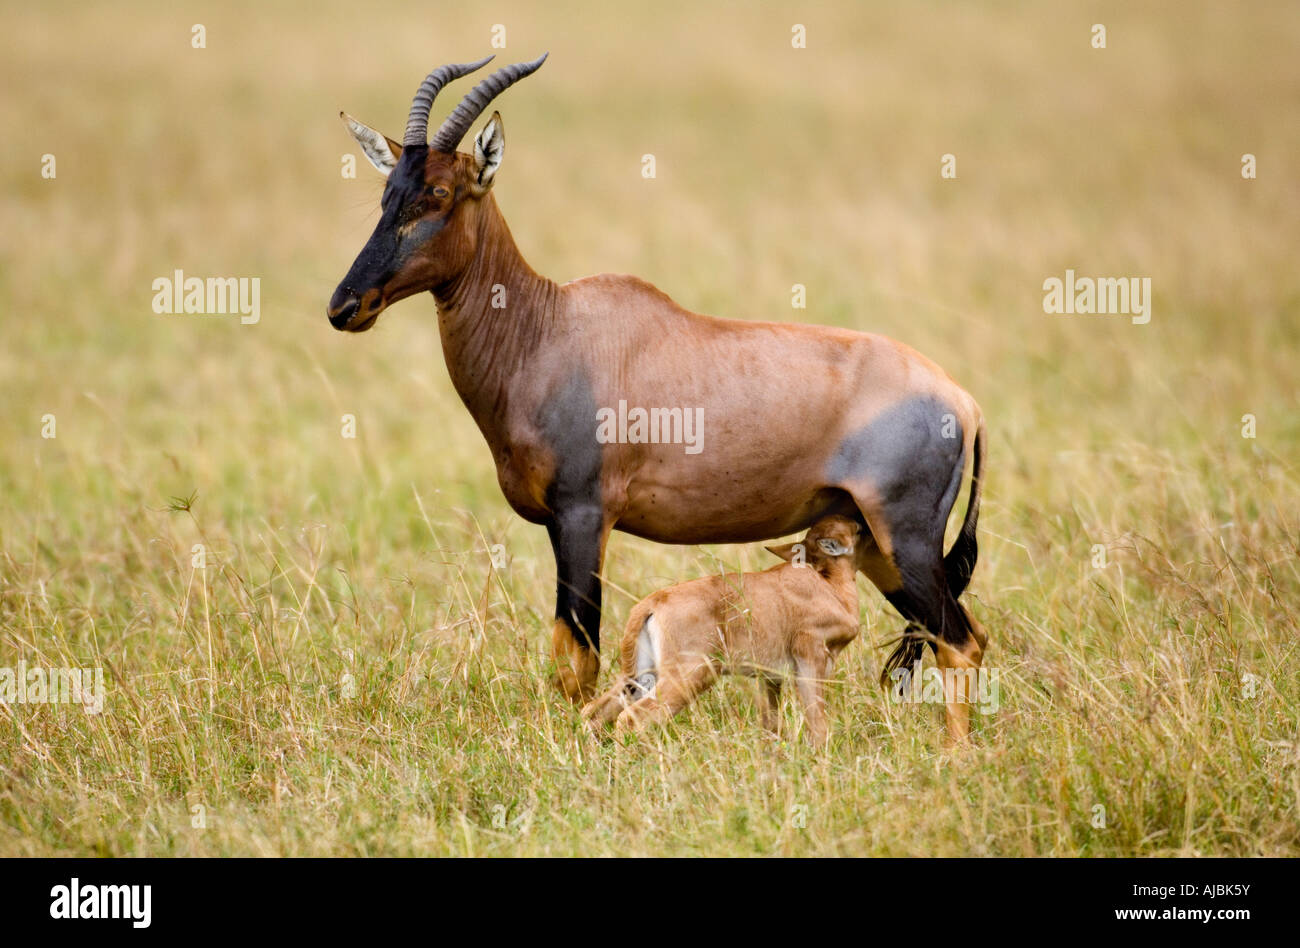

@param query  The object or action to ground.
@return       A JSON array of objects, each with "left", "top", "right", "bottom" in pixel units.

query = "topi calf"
[{"left": 582, "top": 515, "right": 863, "bottom": 745}]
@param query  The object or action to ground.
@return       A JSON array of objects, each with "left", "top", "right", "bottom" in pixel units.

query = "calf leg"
[
  {"left": 792, "top": 647, "right": 831, "bottom": 746},
  {"left": 581, "top": 677, "right": 634, "bottom": 730},
  {"left": 757, "top": 678, "right": 782, "bottom": 734},
  {"left": 614, "top": 662, "right": 718, "bottom": 736}
]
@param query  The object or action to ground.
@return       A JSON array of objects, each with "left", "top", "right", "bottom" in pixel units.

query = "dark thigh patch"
[{"left": 826, "top": 394, "right": 964, "bottom": 514}]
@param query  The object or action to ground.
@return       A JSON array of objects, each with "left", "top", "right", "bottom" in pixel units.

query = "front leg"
[
  {"left": 757, "top": 677, "right": 782, "bottom": 734},
  {"left": 547, "top": 504, "right": 608, "bottom": 703},
  {"left": 792, "top": 640, "right": 832, "bottom": 747}
]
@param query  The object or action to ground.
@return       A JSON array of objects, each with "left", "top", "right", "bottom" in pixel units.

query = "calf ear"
[
  {"left": 765, "top": 542, "right": 806, "bottom": 565},
  {"left": 472, "top": 111, "right": 505, "bottom": 191},
  {"left": 341, "top": 112, "right": 401, "bottom": 176},
  {"left": 816, "top": 537, "right": 852, "bottom": 557}
]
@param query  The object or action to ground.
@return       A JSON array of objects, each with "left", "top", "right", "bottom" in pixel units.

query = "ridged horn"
[
  {"left": 403, "top": 56, "right": 495, "bottom": 148},
  {"left": 430, "top": 53, "right": 548, "bottom": 154}
]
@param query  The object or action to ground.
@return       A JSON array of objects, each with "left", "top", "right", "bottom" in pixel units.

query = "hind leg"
[
  {"left": 882, "top": 531, "right": 985, "bottom": 743},
  {"left": 831, "top": 394, "right": 986, "bottom": 742},
  {"left": 931, "top": 610, "right": 984, "bottom": 742},
  {"left": 582, "top": 677, "right": 635, "bottom": 731},
  {"left": 936, "top": 600, "right": 988, "bottom": 740},
  {"left": 614, "top": 662, "right": 718, "bottom": 736},
  {"left": 844, "top": 492, "right": 987, "bottom": 743}
]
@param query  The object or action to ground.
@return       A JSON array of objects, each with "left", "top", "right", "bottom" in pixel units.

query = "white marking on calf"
[{"left": 632, "top": 612, "right": 660, "bottom": 698}]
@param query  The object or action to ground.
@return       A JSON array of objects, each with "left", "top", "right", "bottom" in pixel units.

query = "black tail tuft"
[
  {"left": 879, "top": 624, "right": 928, "bottom": 688},
  {"left": 943, "top": 419, "right": 985, "bottom": 598}
]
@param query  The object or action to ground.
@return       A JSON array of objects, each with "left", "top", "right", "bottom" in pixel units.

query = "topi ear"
[
  {"left": 341, "top": 112, "right": 401, "bottom": 176},
  {"left": 764, "top": 541, "right": 806, "bottom": 565},
  {"left": 472, "top": 111, "right": 505, "bottom": 190}
]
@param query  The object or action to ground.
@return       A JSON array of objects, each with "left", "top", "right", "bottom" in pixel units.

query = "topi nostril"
[{"left": 328, "top": 298, "right": 359, "bottom": 329}]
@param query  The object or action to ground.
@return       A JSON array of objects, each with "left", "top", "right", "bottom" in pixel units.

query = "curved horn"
[
  {"left": 403, "top": 56, "right": 495, "bottom": 148},
  {"left": 430, "top": 53, "right": 548, "bottom": 154}
]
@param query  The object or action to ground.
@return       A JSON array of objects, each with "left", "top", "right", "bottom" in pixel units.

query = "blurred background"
[{"left": 1, "top": 1, "right": 1297, "bottom": 855}]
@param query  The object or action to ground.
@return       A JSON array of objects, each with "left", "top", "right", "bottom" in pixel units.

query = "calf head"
[{"left": 765, "top": 515, "right": 861, "bottom": 573}]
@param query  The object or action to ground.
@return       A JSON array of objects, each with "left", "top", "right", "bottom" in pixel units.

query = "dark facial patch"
[
  {"left": 396, "top": 217, "right": 444, "bottom": 260},
  {"left": 381, "top": 148, "right": 450, "bottom": 265},
  {"left": 381, "top": 145, "right": 431, "bottom": 209},
  {"left": 335, "top": 147, "right": 450, "bottom": 302}
]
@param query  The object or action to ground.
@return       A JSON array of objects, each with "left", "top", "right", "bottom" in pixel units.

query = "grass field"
[{"left": 1, "top": 0, "right": 1298, "bottom": 856}]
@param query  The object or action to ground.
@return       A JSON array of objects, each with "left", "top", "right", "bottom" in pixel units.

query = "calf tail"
[
  {"left": 627, "top": 604, "right": 660, "bottom": 697},
  {"left": 615, "top": 601, "right": 648, "bottom": 674}
]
